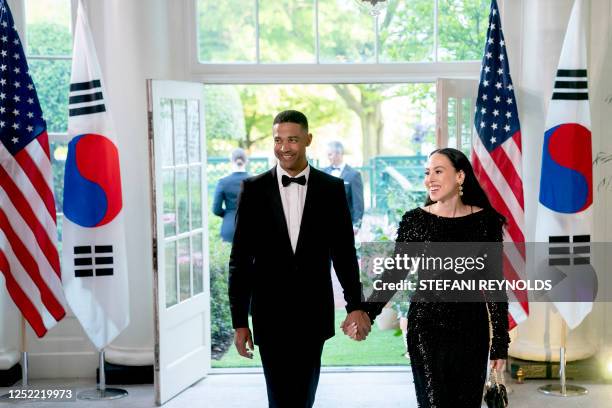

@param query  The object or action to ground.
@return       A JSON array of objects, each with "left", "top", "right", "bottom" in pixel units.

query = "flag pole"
[
  {"left": 20, "top": 317, "right": 28, "bottom": 387},
  {"left": 538, "top": 318, "right": 588, "bottom": 396},
  {"left": 77, "top": 348, "right": 128, "bottom": 400}
]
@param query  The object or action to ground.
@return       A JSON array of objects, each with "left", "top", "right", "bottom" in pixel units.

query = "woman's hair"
[
  {"left": 231, "top": 148, "right": 248, "bottom": 167},
  {"left": 424, "top": 148, "right": 505, "bottom": 223}
]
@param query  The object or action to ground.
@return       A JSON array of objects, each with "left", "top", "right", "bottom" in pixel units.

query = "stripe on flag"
[{"left": 68, "top": 79, "right": 106, "bottom": 117}]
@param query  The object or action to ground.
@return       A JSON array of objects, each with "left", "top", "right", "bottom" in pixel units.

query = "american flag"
[
  {"left": 472, "top": 0, "right": 528, "bottom": 329},
  {"left": 0, "top": 0, "right": 66, "bottom": 336}
]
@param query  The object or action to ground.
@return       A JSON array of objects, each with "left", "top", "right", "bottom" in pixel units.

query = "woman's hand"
[{"left": 490, "top": 359, "right": 505, "bottom": 371}]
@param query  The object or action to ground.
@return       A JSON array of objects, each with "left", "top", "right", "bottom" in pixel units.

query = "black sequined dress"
[{"left": 367, "top": 207, "right": 510, "bottom": 408}]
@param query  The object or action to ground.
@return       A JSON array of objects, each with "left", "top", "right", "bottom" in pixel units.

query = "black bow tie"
[
  {"left": 332, "top": 167, "right": 341, "bottom": 171},
  {"left": 282, "top": 175, "right": 307, "bottom": 187}
]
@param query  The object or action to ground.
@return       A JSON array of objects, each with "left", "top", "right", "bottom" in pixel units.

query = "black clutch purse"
[{"left": 484, "top": 368, "right": 508, "bottom": 408}]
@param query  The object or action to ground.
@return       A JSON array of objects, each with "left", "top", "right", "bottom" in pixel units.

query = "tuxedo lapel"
[{"left": 269, "top": 166, "right": 294, "bottom": 256}]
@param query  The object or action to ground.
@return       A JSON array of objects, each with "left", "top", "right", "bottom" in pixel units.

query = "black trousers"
[{"left": 258, "top": 339, "right": 325, "bottom": 408}]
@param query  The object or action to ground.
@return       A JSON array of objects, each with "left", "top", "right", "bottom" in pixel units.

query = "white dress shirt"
[
  {"left": 330, "top": 162, "right": 345, "bottom": 178},
  {"left": 276, "top": 165, "right": 310, "bottom": 253}
]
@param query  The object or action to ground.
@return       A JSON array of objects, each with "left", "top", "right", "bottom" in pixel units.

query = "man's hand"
[
  {"left": 234, "top": 327, "right": 254, "bottom": 359},
  {"left": 341, "top": 310, "right": 371, "bottom": 341}
]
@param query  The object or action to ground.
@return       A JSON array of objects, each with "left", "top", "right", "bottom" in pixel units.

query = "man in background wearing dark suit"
[
  {"left": 323, "top": 141, "right": 364, "bottom": 232},
  {"left": 228, "top": 110, "right": 371, "bottom": 407},
  {"left": 212, "top": 148, "right": 250, "bottom": 242}
]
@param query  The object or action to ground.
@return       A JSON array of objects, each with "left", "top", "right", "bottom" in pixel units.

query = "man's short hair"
[
  {"left": 327, "top": 141, "right": 344, "bottom": 155},
  {"left": 273, "top": 110, "right": 309, "bottom": 132}
]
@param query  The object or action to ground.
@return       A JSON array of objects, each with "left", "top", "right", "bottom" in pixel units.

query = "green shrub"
[{"left": 208, "top": 213, "right": 234, "bottom": 354}]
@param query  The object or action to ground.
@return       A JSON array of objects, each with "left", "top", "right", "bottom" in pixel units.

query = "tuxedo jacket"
[
  {"left": 212, "top": 171, "right": 250, "bottom": 242},
  {"left": 323, "top": 164, "right": 364, "bottom": 227},
  {"left": 228, "top": 166, "right": 363, "bottom": 345}
]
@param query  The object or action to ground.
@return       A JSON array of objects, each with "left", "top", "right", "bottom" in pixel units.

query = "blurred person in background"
[
  {"left": 323, "top": 141, "right": 364, "bottom": 233},
  {"left": 212, "top": 148, "right": 250, "bottom": 242}
]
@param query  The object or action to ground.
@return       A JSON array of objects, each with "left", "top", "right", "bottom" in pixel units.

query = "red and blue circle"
[
  {"left": 539, "top": 123, "right": 592, "bottom": 214},
  {"left": 63, "top": 134, "right": 123, "bottom": 227}
]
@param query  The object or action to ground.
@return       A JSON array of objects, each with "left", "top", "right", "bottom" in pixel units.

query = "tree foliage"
[
  {"left": 29, "top": 1, "right": 489, "bottom": 162},
  {"left": 27, "top": 22, "right": 72, "bottom": 133},
  {"left": 198, "top": 0, "right": 488, "bottom": 162},
  {"left": 235, "top": 84, "right": 354, "bottom": 153},
  {"left": 203, "top": 85, "right": 246, "bottom": 155}
]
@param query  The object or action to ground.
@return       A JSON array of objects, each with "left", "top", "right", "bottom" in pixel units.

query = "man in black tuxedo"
[
  {"left": 228, "top": 110, "right": 371, "bottom": 407},
  {"left": 323, "top": 141, "right": 364, "bottom": 232}
]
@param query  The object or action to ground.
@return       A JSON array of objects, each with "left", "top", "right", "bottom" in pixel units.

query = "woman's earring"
[{"left": 459, "top": 184, "right": 464, "bottom": 196}]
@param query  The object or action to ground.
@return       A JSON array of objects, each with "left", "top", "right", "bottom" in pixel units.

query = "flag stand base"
[
  {"left": 538, "top": 384, "right": 588, "bottom": 396},
  {"left": 77, "top": 388, "right": 129, "bottom": 400},
  {"left": 77, "top": 350, "right": 128, "bottom": 401},
  {"left": 538, "top": 326, "right": 588, "bottom": 397}
]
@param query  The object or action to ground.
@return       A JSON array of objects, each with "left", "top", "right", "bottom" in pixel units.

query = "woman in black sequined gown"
[{"left": 364, "top": 148, "right": 510, "bottom": 407}]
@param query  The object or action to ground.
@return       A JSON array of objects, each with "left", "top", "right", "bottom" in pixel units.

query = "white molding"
[
  {"left": 188, "top": 62, "right": 481, "bottom": 84},
  {"left": 104, "top": 344, "right": 153, "bottom": 366},
  {"left": 25, "top": 316, "right": 98, "bottom": 379},
  {"left": 0, "top": 349, "right": 20, "bottom": 370}
]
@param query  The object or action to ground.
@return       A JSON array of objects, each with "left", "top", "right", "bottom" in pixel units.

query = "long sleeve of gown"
[{"left": 485, "top": 214, "right": 510, "bottom": 360}]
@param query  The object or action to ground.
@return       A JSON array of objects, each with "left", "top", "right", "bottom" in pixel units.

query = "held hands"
[
  {"left": 234, "top": 327, "right": 254, "bottom": 359},
  {"left": 341, "top": 310, "right": 372, "bottom": 341}
]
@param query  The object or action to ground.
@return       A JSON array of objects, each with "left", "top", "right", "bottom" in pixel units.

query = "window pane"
[
  {"left": 178, "top": 238, "right": 191, "bottom": 301},
  {"left": 187, "top": 100, "right": 201, "bottom": 164},
  {"left": 163, "top": 170, "right": 176, "bottom": 237},
  {"left": 165, "top": 241, "right": 177, "bottom": 308},
  {"left": 461, "top": 98, "right": 473, "bottom": 156},
  {"left": 190, "top": 167, "right": 202, "bottom": 229},
  {"left": 192, "top": 233, "right": 203, "bottom": 295},
  {"left": 26, "top": 0, "right": 72, "bottom": 57},
  {"left": 439, "top": 0, "right": 488, "bottom": 61},
  {"left": 50, "top": 141, "right": 68, "bottom": 212},
  {"left": 29, "top": 59, "right": 70, "bottom": 133},
  {"left": 160, "top": 98, "right": 174, "bottom": 166},
  {"left": 176, "top": 168, "right": 189, "bottom": 233},
  {"left": 173, "top": 100, "right": 188, "bottom": 165},
  {"left": 447, "top": 97, "right": 457, "bottom": 148},
  {"left": 198, "top": 0, "right": 256, "bottom": 62},
  {"left": 260, "top": 0, "right": 315, "bottom": 63},
  {"left": 56, "top": 214, "right": 63, "bottom": 247},
  {"left": 379, "top": 0, "right": 434, "bottom": 62},
  {"left": 318, "top": 0, "right": 375, "bottom": 63}
]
